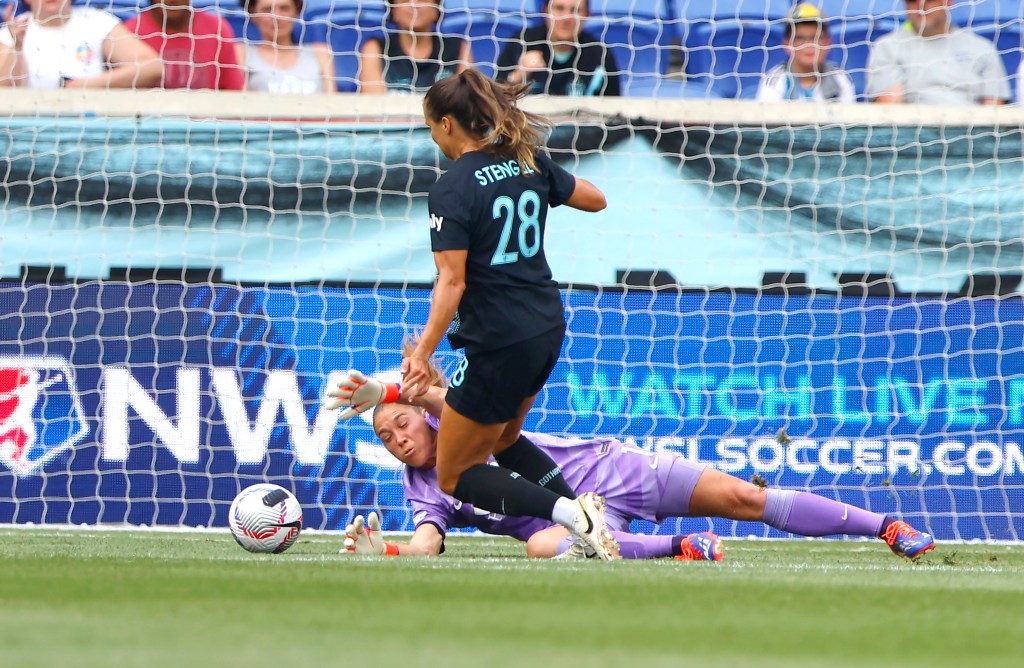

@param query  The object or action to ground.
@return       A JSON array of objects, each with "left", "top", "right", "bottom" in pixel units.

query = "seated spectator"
[
  {"left": 495, "top": 0, "right": 619, "bottom": 96},
  {"left": 756, "top": 4, "right": 855, "bottom": 103},
  {"left": 1017, "top": 60, "right": 1023, "bottom": 105},
  {"left": 359, "top": 0, "right": 472, "bottom": 94},
  {"left": 0, "top": 0, "right": 161, "bottom": 89},
  {"left": 126, "top": 0, "right": 244, "bottom": 90},
  {"left": 867, "top": 0, "right": 1008, "bottom": 105},
  {"left": 237, "top": 0, "right": 335, "bottom": 94}
]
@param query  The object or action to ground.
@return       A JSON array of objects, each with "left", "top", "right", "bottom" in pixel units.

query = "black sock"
[
  {"left": 452, "top": 463, "right": 561, "bottom": 521},
  {"left": 494, "top": 434, "right": 575, "bottom": 499},
  {"left": 670, "top": 536, "right": 686, "bottom": 557},
  {"left": 878, "top": 516, "right": 896, "bottom": 538}
]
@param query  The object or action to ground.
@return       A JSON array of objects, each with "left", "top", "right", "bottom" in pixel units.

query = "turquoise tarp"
[{"left": 2, "top": 116, "right": 1022, "bottom": 291}]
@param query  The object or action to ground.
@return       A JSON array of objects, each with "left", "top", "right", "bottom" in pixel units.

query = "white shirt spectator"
[
  {"left": 0, "top": 7, "right": 120, "bottom": 89},
  {"left": 757, "top": 62, "right": 856, "bottom": 103},
  {"left": 867, "top": 25, "right": 1009, "bottom": 105},
  {"left": 1017, "top": 60, "right": 1023, "bottom": 105}
]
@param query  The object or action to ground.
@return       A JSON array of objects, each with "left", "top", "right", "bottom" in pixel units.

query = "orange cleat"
[
  {"left": 675, "top": 532, "right": 724, "bottom": 561},
  {"left": 881, "top": 520, "right": 936, "bottom": 560}
]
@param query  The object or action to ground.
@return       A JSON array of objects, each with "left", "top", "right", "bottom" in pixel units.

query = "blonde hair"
[
  {"left": 400, "top": 334, "right": 447, "bottom": 390},
  {"left": 423, "top": 68, "right": 551, "bottom": 173},
  {"left": 371, "top": 335, "right": 447, "bottom": 434}
]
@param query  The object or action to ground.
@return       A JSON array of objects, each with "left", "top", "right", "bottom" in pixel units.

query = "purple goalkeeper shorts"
[{"left": 594, "top": 446, "right": 709, "bottom": 532}]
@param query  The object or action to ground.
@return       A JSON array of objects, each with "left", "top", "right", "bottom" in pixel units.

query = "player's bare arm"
[
  {"left": 402, "top": 249, "right": 466, "bottom": 398},
  {"left": 565, "top": 177, "right": 607, "bottom": 212}
]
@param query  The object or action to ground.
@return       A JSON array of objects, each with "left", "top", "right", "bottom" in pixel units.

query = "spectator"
[
  {"left": 359, "top": 0, "right": 472, "bottom": 94},
  {"left": 0, "top": 0, "right": 161, "bottom": 88},
  {"left": 126, "top": 0, "right": 244, "bottom": 90},
  {"left": 867, "top": 0, "right": 1008, "bottom": 105},
  {"left": 496, "top": 0, "right": 619, "bottom": 97},
  {"left": 237, "top": 0, "right": 335, "bottom": 94},
  {"left": 1017, "top": 60, "right": 1023, "bottom": 105},
  {"left": 756, "top": 3, "right": 855, "bottom": 103}
]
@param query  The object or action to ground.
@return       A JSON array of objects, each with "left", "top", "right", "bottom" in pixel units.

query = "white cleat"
[
  {"left": 551, "top": 542, "right": 591, "bottom": 560},
  {"left": 570, "top": 492, "right": 621, "bottom": 561},
  {"left": 552, "top": 541, "right": 596, "bottom": 560}
]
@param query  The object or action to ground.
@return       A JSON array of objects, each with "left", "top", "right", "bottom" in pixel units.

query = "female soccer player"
[
  {"left": 327, "top": 368, "right": 936, "bottom": 562},
  {"left": 348, "top": 68, "right": 619, "bottom": 559}
]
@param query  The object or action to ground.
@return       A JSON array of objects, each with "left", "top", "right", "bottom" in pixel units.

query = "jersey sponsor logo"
[
  {"left": 430, "top": 214, "right": 444, "bottom": 232},
  {"left": 0, "top": 356, "right": 88, "bottom": 476}
]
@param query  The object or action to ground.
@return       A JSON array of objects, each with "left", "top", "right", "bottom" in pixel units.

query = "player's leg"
[
  {"left": 491, "top": 395, "right": 575, "bottom": 499},
  {"left": 687, "top": 467, "right": 883, "bottom": 534},
  {"left": 435, "top": 403, "right": 564, "bottom": 520},
  {"left": 490, "top": 325, "right": 576, "bottom": 499},
  {"left": 685, "top": 467, "right": 935, "bottom": 558},
  {"left": 530, "top": 526, "right": 721, "bottom": 561},
  {"left": 438, "top": 402, "right": 617, "bottom": 558},
  {"left": 443, "top": 325, "right": 619, "bottom": 559}
]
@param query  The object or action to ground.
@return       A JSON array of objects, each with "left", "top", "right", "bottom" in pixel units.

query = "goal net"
[{"left": 2, "top": 0, "right": 1023, "bottom": 542}]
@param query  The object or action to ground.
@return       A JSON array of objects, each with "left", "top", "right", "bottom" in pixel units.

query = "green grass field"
[{"left": 2, "top": 529, "right": 1020, "bottom": 668}]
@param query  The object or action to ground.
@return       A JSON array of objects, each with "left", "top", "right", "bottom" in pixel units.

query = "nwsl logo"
[{"left": 0, "top": 357, "right": 88, "bottom": 476}]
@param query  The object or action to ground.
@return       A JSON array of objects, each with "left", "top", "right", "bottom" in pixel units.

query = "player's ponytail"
[{"left": 423, "top": 68, "right": 551, "bottom": 173}]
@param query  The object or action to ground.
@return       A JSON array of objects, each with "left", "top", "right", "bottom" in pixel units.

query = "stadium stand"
[
  {"left": 673, "top": 0, "right": 791, "bottom": 99},
  {"left": 302, "top": 0, "right": 386, "bottom": 92},
  {"left": 439, "top": 1, "right": 538, "bottom": 79},
  {"left": 583, "top": 0, "right": 674, "bottom": 93},
  {"left": 58, "top": 0, "right": 1024, "bottom": 101}
]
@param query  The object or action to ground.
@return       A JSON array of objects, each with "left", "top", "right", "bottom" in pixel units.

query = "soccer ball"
[{"left": 228, "top": 483, "right": 303, "bottom": 554}]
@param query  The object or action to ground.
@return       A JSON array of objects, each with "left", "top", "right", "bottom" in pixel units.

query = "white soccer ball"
[{"left": 228, "top": 483, "right": 303, "bottom": 554}]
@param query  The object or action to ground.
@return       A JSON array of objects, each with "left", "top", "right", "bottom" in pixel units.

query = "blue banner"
[{"left": 0, "top": 282, "right": 1021, "bottom": 540}]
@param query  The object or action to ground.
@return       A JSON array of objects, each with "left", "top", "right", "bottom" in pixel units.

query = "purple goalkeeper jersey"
[{"left": 403, "top": 430, "right": 666, "bottom": 540}]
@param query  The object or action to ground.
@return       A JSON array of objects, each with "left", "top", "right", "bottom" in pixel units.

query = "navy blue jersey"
[{"left": 428, "top": 150, "right": 576, "bottom": 352}]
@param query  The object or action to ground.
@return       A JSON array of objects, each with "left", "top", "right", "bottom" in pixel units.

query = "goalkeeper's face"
[{"left": 373, "top": 404, "right": 438, "bottom": 469}]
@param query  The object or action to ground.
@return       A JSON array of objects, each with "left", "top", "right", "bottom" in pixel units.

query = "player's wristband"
[
  {"left": 382, "top": 383, "right": 401, "bottom": 404},
  {"left": 384, "top": 542, "right": 400, "bottom": 556}
]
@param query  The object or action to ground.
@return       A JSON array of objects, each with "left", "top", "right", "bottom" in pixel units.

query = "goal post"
[{"left": 2, "top": 88, "right": 1023, "bottom": 541}]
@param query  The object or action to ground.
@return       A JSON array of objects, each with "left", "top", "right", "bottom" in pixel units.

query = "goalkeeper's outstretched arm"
[
  {"left": 394, "top": 523, "right": 445, "bottom": 557},
  {"left": 342, "top": 511, "right": 444, "bottom": 557}
]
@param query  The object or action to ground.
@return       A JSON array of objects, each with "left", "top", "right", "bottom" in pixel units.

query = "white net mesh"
[{"left": 2, "top": 0, "right": 1024, "bottom": 541}]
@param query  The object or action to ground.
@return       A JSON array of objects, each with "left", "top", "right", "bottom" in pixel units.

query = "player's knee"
[
  {"left": 525, "top": 534, "right": 546, "bottom": 558},
  {"left": 494, "top": 429, "right": 519, "bottom": 452},
  {"left": 437, "top": 471, "right": 459, "bottom": 496},
  {"left": 735, "top": 483, "right": 767, "bottom": 519}
]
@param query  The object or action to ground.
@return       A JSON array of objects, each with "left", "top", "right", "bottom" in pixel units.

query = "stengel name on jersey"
[{"left": 474, "top": 159, "right": 535, "bottom": 187}]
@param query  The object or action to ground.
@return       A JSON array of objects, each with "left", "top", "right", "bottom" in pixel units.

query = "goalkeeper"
[{"left": 326, "top": 366, "right": 935, "bottom": 561}]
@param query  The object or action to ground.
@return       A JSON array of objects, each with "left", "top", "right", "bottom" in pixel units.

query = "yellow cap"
[{"left": 790, "top": 3, "right": 826, "bottom": 23}]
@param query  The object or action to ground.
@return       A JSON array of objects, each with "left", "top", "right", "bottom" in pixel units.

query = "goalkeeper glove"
[
  {"left": 342, "top": 511, "right": 399, "bottom": 556},
  {"left": 324, "top": 369, "right": 401, "bottom": 420}
]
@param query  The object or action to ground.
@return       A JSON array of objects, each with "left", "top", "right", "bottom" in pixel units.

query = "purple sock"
[
  {"left": 556, "top": 532, "right": 678, "bottom": 559},
  {"left": 763, "top": 489, "right": 885, "bottom": 537}
]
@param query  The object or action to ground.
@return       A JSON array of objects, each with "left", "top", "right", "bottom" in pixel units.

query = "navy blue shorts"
[{"left": 445, "top": 324, "right": 565, "bottom": 424}]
